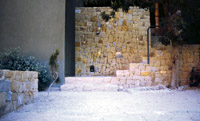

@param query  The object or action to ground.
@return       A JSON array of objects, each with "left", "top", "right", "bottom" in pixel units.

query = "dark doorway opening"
[{"left": 65, "top": 0, "right": 75, "bottom": 77}]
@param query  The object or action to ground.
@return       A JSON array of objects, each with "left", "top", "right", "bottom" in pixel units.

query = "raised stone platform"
[{"left": 61, "top": 77, "right": 123, "bottom": 92}]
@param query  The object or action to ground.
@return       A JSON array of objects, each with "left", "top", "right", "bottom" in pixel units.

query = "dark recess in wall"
[{"left": 65, "top": 0, "right": 75, "bottom": 76}]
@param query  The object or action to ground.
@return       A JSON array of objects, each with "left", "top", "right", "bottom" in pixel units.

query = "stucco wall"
[{"left": 0, "top": 0, "right": 65, "bottom": 84}]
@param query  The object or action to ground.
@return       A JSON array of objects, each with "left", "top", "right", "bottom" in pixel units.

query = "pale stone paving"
[{"left": 0, "top": 89, "right": 200, "bottom": 121}]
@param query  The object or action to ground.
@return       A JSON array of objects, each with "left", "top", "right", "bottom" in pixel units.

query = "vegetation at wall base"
[
  {"left": 0, "top": 47, "right": 52, "bottom": 91},
  {"left": 49, "top": 49, "right": 60, "bottom": 84}
]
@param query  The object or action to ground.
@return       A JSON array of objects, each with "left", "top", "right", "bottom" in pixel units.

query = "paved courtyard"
[{"left": 0, "top": 89, "right": 200, "bottom": 121}]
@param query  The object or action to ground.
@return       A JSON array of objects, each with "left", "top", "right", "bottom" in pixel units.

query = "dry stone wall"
[
  {"left": 75, "top": 7, "right": 150, "bottom": 76},
  {"left": 116, "top": 45, "right": 172, "bottom": 87},
  {"left": 180, "top": 45, "right": 200, "bottom": 85},
  {"left": 75, "top": 7, "right": 200, "bottom": 87},
  {"left": 0, "top": 70, "right": 38, "bottom": 116}
]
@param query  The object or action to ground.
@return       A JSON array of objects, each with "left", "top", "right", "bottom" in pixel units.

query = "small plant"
[
  {"left": 49, "top": 49, "right": 59, "bottom": 77},
  {"left": 0, "top": 47, "right": 51, "bottom": 91},
  {"left": 48, "top": 49, "right": 60, "bottom": 95},
  {"left": 101, "top": 11, "right": 111, "bottom": 22}
]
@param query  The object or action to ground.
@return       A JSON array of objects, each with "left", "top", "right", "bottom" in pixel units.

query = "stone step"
[
  {"left": 65, "top": 77, "right": 113, "bottom": 84},
  {"left": 61, "top": 83, "right": 121, "bottom": 92},
  {"left": 116, "top": 70, "right": 130, "bottom": 77},
  {"left": 50, "top": 86, "right": 61, "bottom": 91},
  {"left": 61, "top": 77, "right": 123, "bottom": 92}
]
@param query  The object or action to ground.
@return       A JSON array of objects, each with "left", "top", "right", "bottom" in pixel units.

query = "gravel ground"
[{"left": 0, "top": 89, "right": 200, "bottom": 121}]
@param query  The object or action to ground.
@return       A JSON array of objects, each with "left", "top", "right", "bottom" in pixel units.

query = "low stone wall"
[
  {"left": 116, "top": 45, "right": 200, "bottom": 87},
  {"left": 0, "top": 70, "right": 38, "bottom": 116}
]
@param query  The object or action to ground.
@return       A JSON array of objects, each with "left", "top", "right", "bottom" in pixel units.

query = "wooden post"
[{"left": 155, "top": 2, "right": 159, "bottom": 28}]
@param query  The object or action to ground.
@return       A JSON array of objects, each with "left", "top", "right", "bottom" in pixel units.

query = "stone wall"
[
  {"left": 75, "top": 7, "right": 150, "bottom": 76},
  {"left": 116, "top": 45, "right": 172, "bottom": 87},
  {"left": 180, "top": 45, "right": 200, "bottom": 85},
  {"left": 0, "top": 70, "right": 38, "bottom": 116},
  {"left": 75, "top": 7, "right": 200, "bottom": 87}
]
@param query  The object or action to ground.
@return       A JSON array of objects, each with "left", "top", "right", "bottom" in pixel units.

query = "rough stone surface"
[
  {"left": 75, "top": 7, "right": 150, "bottom": 76},
  {"left": 74, "top": 7, "right": 199, "bottom": 88},
  {"left": 0, "top": 70, "right": 38, "bottom": 116},
  {"left": 0, "top": 80, "right": 11, "bottom": 92}
]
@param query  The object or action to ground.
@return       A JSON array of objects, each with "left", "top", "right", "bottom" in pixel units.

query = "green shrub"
[{"left": 0, "top": 47, "right": 52, "bottom": 91}]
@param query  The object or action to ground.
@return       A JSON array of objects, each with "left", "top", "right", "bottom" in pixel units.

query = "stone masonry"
[
  {"left": 0, "top": 70, "right": 38, "bottom": 116},
  {"left": 71, "top": 7, "right": 200, "bottom": 90},
  {"left": 75, "top": 7, "right": 150, "bottom": 76}
]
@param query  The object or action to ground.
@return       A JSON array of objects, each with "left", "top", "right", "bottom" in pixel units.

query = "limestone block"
[
  {"left": 82, "top": 59, "right": 88, "bottom": 64},
  {"left": 11, "top": 81, "right": 21, "bottom": 93},
  {"left": 124, "top": 71, "right": 130, "bottom": 77},
  {"left": 33, "top": 91, "right": 38, "bottom": 99},
  {"left": 0, "top": 79, "right": 11, "bottom": 92},
  {"left": 146, "top": 66, "right": 152, "bottom": 72},
  {"left": 162, "top": 80, "right": 170, "bottom": 86},
  {"left": 139, "top": 65, "right": 145, "bottom": 71},
  {"left": 24, "top": 92, "right": 34, "bottom": 104},
  {"left": 119, "top": 77, "right": 127, "bottom": 85},
  {"left": 155, "top": 78, "right": 163, "bottom": 83},
  {"left": 127, "top": 14, "right": 132, "bottom": 20},
  {"left": 132, "top": 76, "right": 144, "bottom": 81},
  {"left": 127, "top": 79, "right": 134, "bottom": 85},
  {"left": 155, "top": 73, "right": 163, "bottom": 78},
  {"left": 31, "top": 79, "right": 38, "bottom": 91},
  {"left": 6, "top": 91, "right": 12, "bottom": 101},
  {"left": 17, "top": 93, "right": 24, "bottom": 106},
  {"left": 108, "top": 53, "right": 113, "bottom": 59},
  {"left": 146, "top": 81, "right": 152, "bottom": 86},
  {"left": 4, "top": 71, "right": 13, "bottom": 78},
  {"left": 154, "top": 60, "right": 161, "bottom": 67},
  {"left": 15, "top": 72, "right": 23, "bottom": 81},
  {"left": 144, "top": 76, "right": 152, "bottom": 81},
  {"left": 76, "top": 47, "right": 81, "bottom": 52},
  {"left": 133, "top": 12, "right": 137, "bottom": 16},
  {"left": 160, "top": 71, "right": 167, "bottom": 74},
  {"left": 111, "top": 78, "right": 120, "bottom": 84},
  {"left": 11, "top": 93, "right": 18, "bottom": 101},
  {"left": 160, "top": 60, "right": 166, "bottom": 66},
  {"left": 129, "top": 63, "right": 139, "bottom": 71},
  {"left": 0, "top": 92, "right": 6, "bottom": 107},
  {"left": 32, "top": 72, "right": 38, "bottom": 79},
  {"left": 165, "top": 53, "right": 171, "bottom": 58},
  {"left": 160, "top": 66, "right": 168, "bottom": 71},
  {"left": 21, "top": 72, "right": 29, "bottom": 80},
  {"left": 165, "top": 60, "right": 171, "bottom": 66},
  {"left": 187, "top": 58, "right": 193, "bottom": 63},
  {"left": 121, "top": 26, "right": 128, "bottom": 31},
  {"left": 140, "top": 81, "right": 146, "bottom": 87},
  {"left": 135, "top": 80, "right": 140, "bottom": 86},
  {"left": 103, "top": 77, "right": 112, "bottom": 83},
  {"left": 141, "top": 71, "right": 149, "bottom": 76},
  {"left": 134, "top": 70, "right": 141, "bottom": 76}
]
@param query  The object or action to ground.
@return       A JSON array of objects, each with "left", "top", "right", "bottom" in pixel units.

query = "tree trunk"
[
  {"left": 170, "top": 44, "right": 181, "bottom": 88},
  {"left": 176, "top": 46, "right": 181, "bottom": 86}
]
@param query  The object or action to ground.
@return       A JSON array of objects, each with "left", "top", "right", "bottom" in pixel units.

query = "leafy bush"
[{"left": 0, "top": 47, "right": 52, "bottom": 91}]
